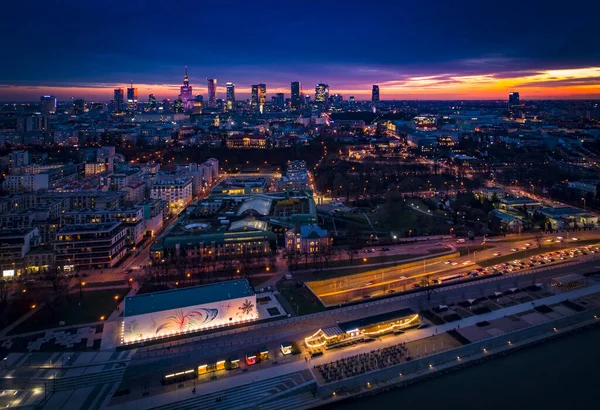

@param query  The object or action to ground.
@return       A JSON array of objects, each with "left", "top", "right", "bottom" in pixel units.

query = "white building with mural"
[{"left": 122, "top": 279, "right": 257, "bottom": 344}]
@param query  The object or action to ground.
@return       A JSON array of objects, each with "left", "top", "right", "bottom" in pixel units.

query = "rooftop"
[
  {"left": 57, "top": 222, "right": 122, "bottom": 234},
  {"left": 124, "top": 279, "right": 255, "bottom": 317},
  {"left": 339, "top": 308, "right": 415, "bottom": 333},
  {"left": 499, "top": 196, "right": 540, "bottom": 205},
  {"left": 539, "top": 206, "right": 591, "bottom": 218}
]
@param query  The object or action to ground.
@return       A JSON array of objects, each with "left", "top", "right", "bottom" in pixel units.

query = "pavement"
[{"left": 110, "top": 282, "right": 600, "bottom": 409}]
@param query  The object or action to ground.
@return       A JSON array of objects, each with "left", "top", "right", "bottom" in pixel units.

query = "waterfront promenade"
[{"left": 109, "top": 282, "right": 600, "bottom": 409}]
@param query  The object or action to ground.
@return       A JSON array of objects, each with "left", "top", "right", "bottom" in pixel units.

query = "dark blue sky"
[{"left": 2, "top": 0, "right": 599, "bottom": 100}]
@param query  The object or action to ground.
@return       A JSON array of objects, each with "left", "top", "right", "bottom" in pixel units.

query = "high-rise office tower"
[
  {"left": 113, "top": 88, "right": 124, "bottom": 111},
  {"left": 40, "top": 95, "right": 57, "bottom": 115},
  {"left": 180, "top": 67, "right": 193, "bottom": 111},
  {"left": 291, "top": 81, "right": 302, "bottom": 110},
  {"left": 509, "top": 92, "right": 520, "bottom": 110},
  {"left": 372, "top": 85, "right": 380, "bottom": 102},
  {"left": 258, "top": 84, "right": 266, "bottom": 108},
  {"left": 148, "top": 94, "right": 157, "bottom": 110},
  {"left": 127, "top": 83, "right": 138, "bottom": 111},
  {"left": 174, "top": 97, "right": 184, "bottom": 113},
  {"left": 349, "top": 96, "right": 355, "bottom": 104},
  {"left": 193, "top": 95, "right": 203, "bottom": 114},
  {"left": 315, "top": 83, "right": 329, "bottom": 103},
  {"left": 251, "top": 85, "right": 259, "bottom": 106},
  {"left": 273, "top": 93, "right": 285, "bottom": 109},
  {"left": 226, "top": 82, "right": 235, "bottom": 110},
  {"left": 207, "top": 78, "right": 217, "bottom": 107}
]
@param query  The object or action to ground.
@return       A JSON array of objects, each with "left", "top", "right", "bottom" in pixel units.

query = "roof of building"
[
  {"left": 300, "top": 225, "right": 328, "bottom": 239},
  {"left": 58, "top": 222, "right": 122, "bottom": 234},
  {"left": 338, "top": 308, "right": 415, "bottom": 333},
  {"left": 539, "top": 207, "right": 591, "bottom": 218},
  {"left": 499, "top": 196, "right": 540, "bottom": 206},
  {"left": 489, "top": 209, "right": 520, "bottom": 222},
  {"left": 124, "top": 279, "right": 255, "bottom": 317}
]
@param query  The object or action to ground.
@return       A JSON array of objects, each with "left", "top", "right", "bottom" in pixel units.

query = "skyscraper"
[
  {"left": 509, "top": 92, "right": 520, "bottom": 110},
  {"left": 148, "top": 94, "right": 157, "bottom": 110},
  {"left": 180, "top": 67, "right": 193, "bottom": 111},
  {"left": 40, "top": 95, "right": 57, "bottom": 115},
  {"left": 226, "top": 82, "right": 235, "bottom": 110},
  {"left": 372, "top": 85, "right": 380, "bottom": 102},
  {"left": 315, "top": 83, "right": 329, "bottom": 103},
  {"left": 113, "top": 88, "right": 124, "bottom": 111},
  {"left": 251, "top": 85, "right": 259, "bottom": 106},
  {"left": 207, "top": 78, "right": 217, "bottom": 107},
  {"left": 127, "top": 83, "right": 138, "bottom": 111},
  {"left": 291, "top": 81, "right": 302, "bottom": 110},
  {"left": 273, "top": 93, "right": 285, "bottom": 109},
  {"left": 257, "top": 84, "right": 266, "bottom": 108}
]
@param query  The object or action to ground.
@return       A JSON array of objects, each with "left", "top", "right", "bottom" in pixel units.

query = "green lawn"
[{"left": 9, "top": 289, "right": 129, "bottom": 335}]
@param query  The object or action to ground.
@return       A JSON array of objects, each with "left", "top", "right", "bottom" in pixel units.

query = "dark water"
[{"left": 334, "top": 325, "right": 600, "bottom": 410}]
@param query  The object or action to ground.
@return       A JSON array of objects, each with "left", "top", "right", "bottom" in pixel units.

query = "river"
[{"left": 332, "top": 325, "right": 600, "bottom": 410}]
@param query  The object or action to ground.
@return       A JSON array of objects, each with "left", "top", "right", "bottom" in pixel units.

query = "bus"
[{"left": 437, "top": 273, "right": 464, "bottom": 284}]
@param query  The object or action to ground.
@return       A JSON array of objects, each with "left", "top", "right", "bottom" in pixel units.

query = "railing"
[
  {"left": 132, "top": 255, "right": 600, "bottom": 358},
  {"left": 317, "top": 306, "right": 600, "bottom": 394}
]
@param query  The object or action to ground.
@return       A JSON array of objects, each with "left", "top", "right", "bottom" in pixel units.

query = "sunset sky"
[{"left": 1, "top": 0, "right": 599, "bottom": 101}]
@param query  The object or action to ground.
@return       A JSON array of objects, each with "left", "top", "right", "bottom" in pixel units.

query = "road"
[
  {"left": 119, "top": 255, "right": 600, "bottom": 394},
  {"left": 312, "top": 231, "right": 600, "bottom": 305}
]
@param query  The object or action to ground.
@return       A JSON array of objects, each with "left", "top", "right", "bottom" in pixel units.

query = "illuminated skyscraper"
[
  {"left": 127, "top": 83, "right": 138, "bottom": 111},
  {"left": 315, "top": 83, "right": 329, "bottom": 103},
  {"left": 180, "top": 67, "right": 193, "bottom": 111},
  {"left": 113, "top": 88, "right": 124, "bottom": 111},
  {"left": 251, "top": 85, "right": 259, "bottom": 106},
  {"left": 251, "top": 84, "right": 266, "bottom": 112},
  {"left": 291, "top": 81, "right": 302, "bottom": 110},
  {"left": 174, "top": 97, "right": 184, "bottom": 113},
  {"left": 193, "top": 95, "right": 203, "bottom": 114},
  {"left": 372, "top": 85, "right": 380, "bottom": 102},
  {"left": 40, "top": 95, "right": 57, "bottom": 114},
  {"left": 207, "top": 78, "right": 217, "bottom": 107},
  {"left": 258, "top": 84, "right": 266, "bottom": 108},
  {"left": 148, "top": 94, "right": 157, "bottom": 110},
  {"left": 273, "top": 93, "right": 284, "bottom": 109},
  {"left": 226, "top": 82, "right": 235, "bottom": 110},
  {"left": 509, "top": 92, "right": 520, "bottom": 110}
]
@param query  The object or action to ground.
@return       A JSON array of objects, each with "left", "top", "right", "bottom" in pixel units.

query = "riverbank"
[{"left": 329, "top": 319, "right": 600, "bottom": 409}]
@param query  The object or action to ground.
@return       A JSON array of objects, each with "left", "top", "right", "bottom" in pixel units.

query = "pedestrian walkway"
[{"left": 109, "top": 283, "right": 600, "bottom": 409}]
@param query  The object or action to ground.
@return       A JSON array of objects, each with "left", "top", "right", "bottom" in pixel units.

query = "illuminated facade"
[
  {"left": 291, "top": 81, "right": 302, "bottom": 109},
  {"left": 127, "top": 84, "right": 138, "bottom": 111},
  {"left": 180, "top": 66, "right": 194, "bottom": 111},
  {"left": 54, "top": 223, "right": 128, "bottom": 270},
  {"left": 113, "top": 88, "right": 124, "bottom": 111},
  {"left": 315, "top": 83, "right": 329, "bottom": 103},
  {"left": 226, "top": 82, "right": 235, "bottom": 110},
  {"left": 150, "top": 177, "right": 193, "bottom": 212},
  {"left": 305, "top": 309, "right": 419, "bottom": 349},
  {"left": 207, "top": 78, "right": 217, "bottom": 107},
  {"left": 509, "top": 92, "right": 520, "bottom": 110},
  {"left": 122, "top": 279, "right": 257, "bottom": 344},
  {"left": 40, "top": 95, "right": 57, "bottom": 115}
]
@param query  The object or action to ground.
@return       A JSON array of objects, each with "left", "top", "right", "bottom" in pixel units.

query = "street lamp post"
[{"left": 582, "top": 197, "right": 586, "bottom": 211}]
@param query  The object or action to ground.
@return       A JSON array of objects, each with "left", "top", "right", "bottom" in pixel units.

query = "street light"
[{"left": 581, "top": 197, "right": 586, "bottom": 211}]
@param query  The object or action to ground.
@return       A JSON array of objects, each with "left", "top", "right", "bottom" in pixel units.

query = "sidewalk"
[{"left": 112, "top": 283, "right": 600, "bottom": 409}]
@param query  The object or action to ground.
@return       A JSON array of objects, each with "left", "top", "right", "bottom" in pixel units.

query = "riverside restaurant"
[{"left": 304, "top": 309, "right": 419, "bottom": 349}]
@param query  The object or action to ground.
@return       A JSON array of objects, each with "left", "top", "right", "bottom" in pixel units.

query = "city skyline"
[{"left": 1, "top": 1, "right": 599, "bottom": 101}]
